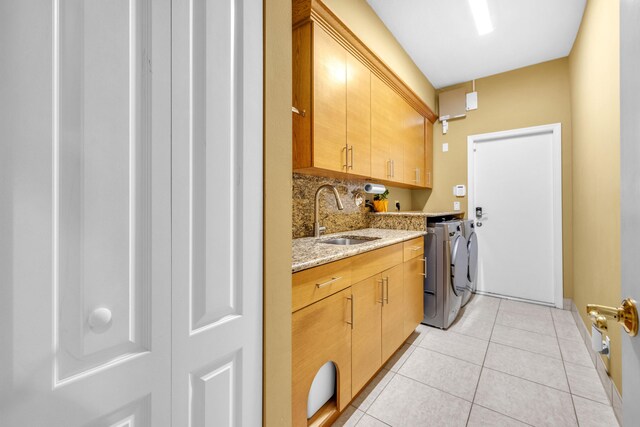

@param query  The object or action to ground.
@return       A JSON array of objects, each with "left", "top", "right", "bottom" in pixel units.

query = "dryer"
[
  {"left": 423, "top": 220, "right": 468, "bottom": 329},
  {"left": 461, "top": 219, "right": 478, "bottom": 307}
]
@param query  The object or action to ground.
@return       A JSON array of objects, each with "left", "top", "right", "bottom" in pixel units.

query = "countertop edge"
[
  {"left": 368, "top": 211, "right": 465, "bottom": 217},
  {"left": 292, "top": 229, "right": 427, "bottom": 273}
]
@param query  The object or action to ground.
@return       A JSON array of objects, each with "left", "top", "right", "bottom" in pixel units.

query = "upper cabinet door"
[
  {"left": 425, "top": 119, "right": 434, "bottom": 188},
  {"left": 371, "top": 74, "right": 394, "bottom": 180},
  {"left": 404, "top": 106, "right": 426, "bottom": 187},
  {"left": 388, "top": 90, "right": 405, "bottom": 183},
  {"left": 313, "top": 25, "right": 347, "bottom": 173},
  {"left": 346, "top": 55, "right": 371, "bottom": 178}
]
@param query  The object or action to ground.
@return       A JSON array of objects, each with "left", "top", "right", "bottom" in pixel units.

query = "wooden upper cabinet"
[
  {"left": 403, "top": 106, "right": 426, "bottom": 186},
  {"left": 425, "top": 119, "right": 434, "bottom": 188},
  {"left": 371, "top": 75, "right": 394, "bottom": 181},
  {"left": 346, "top": 55, "right": 371, "bottom": 177},
  {"left": 312, "top": 25, "right": 348, "bottom": 173},
  {"left": 292, "top": 0, "right": 437, "bottom": 187},
  {"left": 293, "top": 23, "right": 372, "bottom": 177}
]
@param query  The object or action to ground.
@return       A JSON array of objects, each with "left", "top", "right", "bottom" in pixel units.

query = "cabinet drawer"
[
  {"left": 292, "top": 257, "right": 352, "bottom": 312},
  {"left": 351, "top": 243, "right": 403, "bottom": 284},
  {"left": 403, "top": 237, "right": 424, "bottom": 261}
]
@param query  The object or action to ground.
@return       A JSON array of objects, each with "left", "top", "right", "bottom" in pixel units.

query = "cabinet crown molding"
[{"left": 293, "top": 0, "right": 437, "bottom": 123}]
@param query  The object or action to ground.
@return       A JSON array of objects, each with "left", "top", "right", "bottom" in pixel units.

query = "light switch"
[
  {"left": 443, "top": 143, "right": 449, "bottom": 152},
  {"left": 453, "top": 201, "right": 461, "bottom": 211}
]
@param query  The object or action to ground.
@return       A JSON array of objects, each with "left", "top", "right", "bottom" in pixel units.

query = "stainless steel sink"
[{"left": 319, "top": 236, "right": 381, "bottom": 245}]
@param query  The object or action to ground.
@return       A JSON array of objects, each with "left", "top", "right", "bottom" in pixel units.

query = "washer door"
[
  {"left": 467, "top": 231, "right": 478, "bottom": 289},
  {"left": 450, "top": 234, "right": 468, "bottom": 297}
]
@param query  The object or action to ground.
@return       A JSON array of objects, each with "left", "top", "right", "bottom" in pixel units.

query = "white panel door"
[
  {"left": 469, "top": 125, "right": 563, "bottom": 307},
  {"left": 0, "top": 0, "right": 172, "bottom": 425},
  {"left": 621, "top": 0, "right": 640, "bottom": 423},
  {"left": 171, "top": 0, "right": 263, "bottom": 425}
]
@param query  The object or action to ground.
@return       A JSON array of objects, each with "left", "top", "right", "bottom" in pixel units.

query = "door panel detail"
[
  {"left": 54, "top": 0, "right": 152, "bottom": 383},
  {"left": 86, "top": 395, "right": 152, "bottom": 427},
  {"left": 188, "top": 0, "right": 243, "bottom": 333},
  {"left": 189, "top": 352, "right": 241, "bottom": 426}
]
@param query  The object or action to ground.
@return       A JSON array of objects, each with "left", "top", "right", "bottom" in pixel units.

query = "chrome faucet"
[{"left": 314, "top": 184, "right": 344, "bottom": 238}]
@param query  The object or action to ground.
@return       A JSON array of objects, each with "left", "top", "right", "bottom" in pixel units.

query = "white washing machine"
[
  {"left": 423, "top": 220, "right": 468, "bottom": 329},
  {"left": 461, "top": 219, "right": 478, "bottom": 307}
]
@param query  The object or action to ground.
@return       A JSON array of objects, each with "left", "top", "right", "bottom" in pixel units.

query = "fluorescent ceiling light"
[{"left": 468, "top": 0, "right": 494, "bottom": 35}]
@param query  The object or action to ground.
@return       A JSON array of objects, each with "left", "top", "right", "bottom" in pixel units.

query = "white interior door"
[
  {"left": 171, "top": 0, "right": 263, "bottom": 425},
  {"left": 0, "top": 0, "right": 173, "bottom": 425},
  {"left": 621, "top": 0, "right": 640, "bottom": 423},
  {"left": 468, "top": 124, "right": 563, "bottom": 307}
]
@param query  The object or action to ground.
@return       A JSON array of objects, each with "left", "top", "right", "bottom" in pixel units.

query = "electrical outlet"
[
  {"left": 443, "top": 143, "right": 449, "bottom": 152},
  {"left": 453, "top": 201, "right": 461, "bottom": 211}
]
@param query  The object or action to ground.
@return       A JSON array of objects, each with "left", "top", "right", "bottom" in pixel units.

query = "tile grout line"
[
  {"left": 356, "top": 413, "right": 392, "bottom": 427},
  {"left": 393, "top": 371, "right": 476, "bottom": 404},
  {"left": 472, "top": 403, "right": 536, "bottom": 427},
  {"left": 413, "top": 339, "right": 489, "bottom": 367},
  {"left": 551, "top": 312, "right": 581, "bottom": 425},
  {"left": 359, "top": 334, "right": 421, "bottom": 419},
  {"left": 481, "top": 366, "right": 573, "bottom": 395},
  {"left": 465, "top": 297, "right": 502, "bottom": 427}
]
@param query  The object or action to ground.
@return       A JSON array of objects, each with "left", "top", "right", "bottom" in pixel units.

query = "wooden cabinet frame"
[{"left": 292, "top": 0, "right": 435, "bottom": 189}]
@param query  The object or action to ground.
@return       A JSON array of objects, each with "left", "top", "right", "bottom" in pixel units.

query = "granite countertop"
[
  {"left": 292, "top": 228, "right": 426, "bottom": 272},
  {"left": 370, "top": 211, "right": 465, "bottom": 217}
]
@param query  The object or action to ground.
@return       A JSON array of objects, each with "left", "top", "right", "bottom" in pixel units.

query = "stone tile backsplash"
[{"left": 292, "top": 173, "right": 370, "bottom": 238}]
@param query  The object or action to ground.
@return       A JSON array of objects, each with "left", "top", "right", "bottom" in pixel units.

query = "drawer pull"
[
  {"left": 411, "top": 246, "right": 422, "bottom": 251},
  {"left": 316, "top": 276, "right": 342, "bottom": 289}
]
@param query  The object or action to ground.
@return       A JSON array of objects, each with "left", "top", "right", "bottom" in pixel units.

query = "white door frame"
[{"left": 467, "top": 123, "right": 564, "bottom": 308}]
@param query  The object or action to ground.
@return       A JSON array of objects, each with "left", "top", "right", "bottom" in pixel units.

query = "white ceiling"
[{"left": 367, "top": 0, "right": 586, "bottom": 89}]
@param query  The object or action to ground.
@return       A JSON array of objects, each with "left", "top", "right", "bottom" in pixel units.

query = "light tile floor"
[{"left": 333, "top": 295, "right": 619, "bottom": 427}]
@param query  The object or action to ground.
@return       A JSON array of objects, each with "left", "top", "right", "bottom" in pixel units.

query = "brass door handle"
[{"left": 586, "top": 298, "right": 638, "bottom": 336}]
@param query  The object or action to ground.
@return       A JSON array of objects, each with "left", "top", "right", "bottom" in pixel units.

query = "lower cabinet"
[
  {"left": 381, "top": 264, "right": 405, "bottom": 362},
  {"left": 292, "top": 239, "right": 425, "bottom": 426},
  {"left": 351, "top": 275, "right": 383, "bottom": 396},
  {"left": 403, "top": 255, "right": 426, "bottom": 338},
  {"left": 292, "top": 288, "right": 353, "bottom": 426}
]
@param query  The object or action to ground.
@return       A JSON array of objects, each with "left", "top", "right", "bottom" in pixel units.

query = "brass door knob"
[{"left": 586, "top": 298, "right": 638, "bottom": 337}]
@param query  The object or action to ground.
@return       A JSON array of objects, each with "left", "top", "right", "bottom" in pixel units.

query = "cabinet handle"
[
  {"left": 378, "top": 279, "right": 384, "bottom": 304},
  {"left": 411, "top": 246, "right": 422, "bottom": 251},
  {"left": 316, "top": 276, "right": 342, "bottom": 288},
  {"left": 421, "top": 257, "right": 427, "bottom": 277},
  {"left": 343, "top": 145, "right": 348, "bottom": 170},
  {"left": 349, "top": 145, "right": 354, "bottom": 170},
  {"left": 383, "top": 277, "right": 389, "bottom": 304},
  {"left": 387, "top": 160, "right": 391, "bottom": 178},
  {"left": 391, "top": 160, "right": 395, "bottom": 178},
  {"left": 292, "top": 106, "right": 306, "bottom": 117},
  {"left": 346, "top": 296, "right": 354, "bottom": 329}
]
